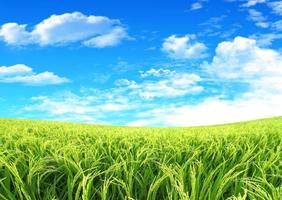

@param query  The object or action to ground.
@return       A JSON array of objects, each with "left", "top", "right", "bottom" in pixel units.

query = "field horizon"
[{"left": 1, "top": 116, "right": 281, "bottom": 128}]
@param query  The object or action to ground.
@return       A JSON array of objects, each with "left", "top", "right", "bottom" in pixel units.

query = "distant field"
[{"left": 0, "top": 118, "right": 281, "bottom": 200}]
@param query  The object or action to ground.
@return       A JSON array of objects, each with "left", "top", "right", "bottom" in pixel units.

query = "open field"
[{"left": 0, "top": 118, "right": 281, "bottom": 200}]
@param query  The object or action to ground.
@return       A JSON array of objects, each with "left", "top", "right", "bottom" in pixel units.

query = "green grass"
[{"left": 0, "top": 117, "right": 281, "bottom": 200}]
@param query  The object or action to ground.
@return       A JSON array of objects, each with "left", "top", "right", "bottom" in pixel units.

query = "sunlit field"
[{"left": 0, "top": 118, "right": 281, "bottom": 200}]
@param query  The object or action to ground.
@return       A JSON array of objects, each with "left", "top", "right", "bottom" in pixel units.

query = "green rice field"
[{"left": 0, "top": 117, "right": 281, "bottom": 200}]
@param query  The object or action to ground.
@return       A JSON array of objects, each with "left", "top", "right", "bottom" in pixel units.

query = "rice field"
[{"left": 0, "top": 117, "right": 281, "bottom": 200}]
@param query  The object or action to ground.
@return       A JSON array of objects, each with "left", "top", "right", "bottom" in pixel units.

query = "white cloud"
[
  {"left": 0, "top": 12, "right": 129, "bottom": 47},
  {"left": 249, "top": 33, "right": 282, "bottom": 46},
  {"left": 114, "top": 78, "right": 136, "bottom": 86},
  {"left": 83, "top": 27, "right": 129, "bottom": 48},
  {"left": 255, "top": 21, "right": 270, "bottom": 28},
  {"left": 0, "top": 23, "right": 35, "bottom": 45},
  {"left": 128, "top": 93, "right": 282, "bottom": 126},
  {"left": 25, "top": 96, "right": 98, "bottom": 123},
  {"left": 189, "top": 0, "right": 209, "bottom": 11},
  {"left": 117, "top": 72, "right": 203, "bottom": 99},
  {"left": 242, "top": 0, "right": 268, "bottom": 7},
  {"left": 129, "top": 36, "right": 282, "bottom": 126},
  {"left": 272, "top": 20, "right": 282, "bottom": 31},
  {"left": 99, "top": 103, "right": 128, "bottom": 111},
  {"left": 23, "top": 71, "right": 203, "bottom": 124},
  {"left": 24, "top": 91, "right": 136, "bottom": 124},
  {"left": 190, "top": 2, "right": 203, "bottom": 10},
  {"left": 202, "top": 36, "right": 282, "bottom": 80},
  {"left": 0, "top": 64, "right": 69, "bottom": 85},
  {"left": 268, "top": 1, "right": 282, "bottom": 15},
  {"left": 197, "top": 15, "right": 239, "bottom": 39},
  {"left": 162, "top": 35, "right": 207, "bottom": 59},
  {"left": 139, "top": 68, "right": 175, "bottom": 78},
  {"left": 0, "top": 64, "right": 32, "bottom": 76},
  {"left": 248, "top": 9, "right": 269, "bottom": 28},
  {"left": 248, "top": 9, "right": 266, "bottom": 21},
  {"left": 22, "top": 67, "right": 204, "bottom": 124},
  {"left": 127, "top": 119, "right": 153, "bottom": 127},
  {"left": 27, "top": 95, "right": 95, "bottom": 115},
  {"left": 2, "top": 72, "right": 70, "bottom": 85}
]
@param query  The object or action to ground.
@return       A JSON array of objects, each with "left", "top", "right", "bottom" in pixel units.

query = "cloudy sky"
[{"left": 0, "top": 0, "right": 282, "bottom": 126}]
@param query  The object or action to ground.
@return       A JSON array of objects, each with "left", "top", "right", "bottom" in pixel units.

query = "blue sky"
[{"left": 0, "top": 0, "right": 282, "bottom": 126}]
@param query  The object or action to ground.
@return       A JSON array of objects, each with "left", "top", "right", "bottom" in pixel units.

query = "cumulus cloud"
[
  {"left": 0, "top": 64, "right": 32, "bottom": 76},
  {"left": 202, "top": 36, "right": 282, "bottom": 80},
  {"left": 129, "top": 36, "right": 282, "bottom": 126},
  {"left": 0, "top": 64, "right": 69, "bottom": 85},
  {"left": 0, "top": 24, "right": 35, "bottom": 45},
  {"left": 0, "top": 12, "right": 129, "bottom": 47},
  {"left": 162, "top": 35, "right": 207, "bottom": 59}
]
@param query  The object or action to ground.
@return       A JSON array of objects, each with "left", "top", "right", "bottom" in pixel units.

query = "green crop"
[{"left": 0, "top": 117, "right": 281, "bottom": 200}]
